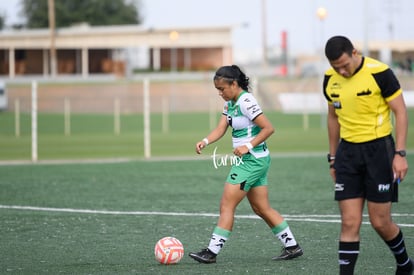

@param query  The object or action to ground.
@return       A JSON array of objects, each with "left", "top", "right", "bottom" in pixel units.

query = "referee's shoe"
[
  {"left": 272, "top": 244, "right": 303, "bottom": 260},
  {"left": 396, "top": 258, "right": 414, "bottom": 275}
]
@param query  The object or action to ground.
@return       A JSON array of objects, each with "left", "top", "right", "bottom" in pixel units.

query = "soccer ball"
[{"left": 154, "top": 237, "right": 184, "bottom": 264}]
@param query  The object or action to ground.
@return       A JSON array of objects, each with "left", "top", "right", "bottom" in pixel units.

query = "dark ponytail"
[{"left": 214, "top": 65, "right": 250, "bottom": 92}]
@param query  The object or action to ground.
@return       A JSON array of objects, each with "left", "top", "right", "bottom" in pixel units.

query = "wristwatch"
[
  {"left": 395, "top": 150, "right": 407, "bottom": 157},
  {"left": 327, "top": 153, "right": 335, "bottom": 162}
]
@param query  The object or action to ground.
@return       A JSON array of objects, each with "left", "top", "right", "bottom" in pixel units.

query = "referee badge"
[{"left": 333, "top": 101, "right": 342, "bottom": 109}]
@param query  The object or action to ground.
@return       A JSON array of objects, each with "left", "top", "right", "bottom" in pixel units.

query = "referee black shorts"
[{"left": 333, "top": 135, "right": 398, "bottom": 202}]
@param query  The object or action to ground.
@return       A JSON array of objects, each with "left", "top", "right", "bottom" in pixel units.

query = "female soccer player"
[{"left": 189, "top": 65, "right": 303, "bottom": 264}]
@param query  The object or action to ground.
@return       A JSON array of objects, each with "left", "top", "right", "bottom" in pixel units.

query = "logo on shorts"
[
  {"left": 335, "top": 183, "right": 344, "bottom": 191},
  {"left": 378, "top": 184, "right": 390, "bottom": 192}
]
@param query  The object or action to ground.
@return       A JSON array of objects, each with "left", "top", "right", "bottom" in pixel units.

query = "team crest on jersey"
[{"left": 332, "top": 82, "right": 341, "bottom": 89}]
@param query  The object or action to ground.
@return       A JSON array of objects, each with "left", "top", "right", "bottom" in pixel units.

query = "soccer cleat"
[
  {"left": 272, "top": 244, "right": 303, "bottom": 260},
  {"left": 396, "top": 258, "right": 414, "bottom": 275},
  {"left": 189, "top": 248, "right": 217, "bottom": 264}
]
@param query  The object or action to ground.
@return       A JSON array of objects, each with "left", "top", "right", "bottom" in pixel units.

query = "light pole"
[
  {"left": 48, "top": 0, "right": 57, "bottom": 77},
  {"left": 261, "top": 0, "right": 268, "bottom": 69},
  {"left": 169, "top": 31, "right": 179, "bottom": 72},
  {"left": 316, "top": 7, "right": 328, "bottom": 128},
  {"left": 316, "top": 7, "right": 328, "bottom": 55},
  {"left": 168, "top": 30, "right": 179, "bottom": 119},
  {"left": 362, "top": 0, "right": 369, "bottom": 56}
]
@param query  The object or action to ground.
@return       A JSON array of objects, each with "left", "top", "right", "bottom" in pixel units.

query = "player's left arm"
[
  {"left": 233, "top": 113, "right": 274, "bottom": 156},
  {"left": 388, "top": 93, "right": 409, "bottom": 181},
  {"left": 375, "top": 67, "right": 409, "bottom": 181}
]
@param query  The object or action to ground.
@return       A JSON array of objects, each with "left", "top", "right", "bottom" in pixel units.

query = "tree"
[
  {"left": 21, "top": 0, "right": 142, "bottom": 28},
  {"left": 0, "top": 14, "right": 4, "bottom": 30}
]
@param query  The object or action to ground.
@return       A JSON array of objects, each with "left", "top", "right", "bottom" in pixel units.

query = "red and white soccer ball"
[{"left": 154, "top": 237, "right": 184, "bottom": 265}]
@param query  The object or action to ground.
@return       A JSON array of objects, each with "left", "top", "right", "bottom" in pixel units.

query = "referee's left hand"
[{"left": 393, "top": 156, "right": 408, "bottom": 182}]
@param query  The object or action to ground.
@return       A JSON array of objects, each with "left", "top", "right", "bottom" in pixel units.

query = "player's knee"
[
  {"left": 370, "top": 218, "right": 392, "bottom": 233},
  {"left": 219, "top": 202, "right": 236, "bottom": 215},
  {"left": 251, "top": 205, "right": 274, "bottom": 220},
  {"left": 341, "top": 218, "right": 361, "bottom": 234},
  {"left": 250, "top": 204, "right": 262, "bottom": 216}
]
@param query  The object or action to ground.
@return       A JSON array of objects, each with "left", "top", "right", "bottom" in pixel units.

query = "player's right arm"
[{"left": 196, "top": 114, "right": 229, "bottom": 154}]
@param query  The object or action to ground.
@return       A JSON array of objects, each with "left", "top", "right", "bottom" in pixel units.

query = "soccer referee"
[{"left": 323, "top": 35, "right": 412, "bottom": 275}]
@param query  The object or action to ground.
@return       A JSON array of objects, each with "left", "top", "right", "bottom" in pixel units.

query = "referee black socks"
[
  {"left": 385, "top": 229, "right": 413, "bottom": 274},
  {"left": 338, "top": 241, "right": 359, "bottom": 275}
]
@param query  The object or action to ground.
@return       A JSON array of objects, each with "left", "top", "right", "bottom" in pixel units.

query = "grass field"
[
  {"left": 1, "top": 109, "right": 414, "bottom": 160},
  {"left": 1, "top": 156, "right": 414, "bottom": 274},
  {"left": 1, "top": 108, "right": 413, "bottom": 274}
]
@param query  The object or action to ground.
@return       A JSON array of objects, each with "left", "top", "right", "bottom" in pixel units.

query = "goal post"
[
  {"left": 31, "top": 81, "right": 38, "bottom": 162},
  {"left": 143, "top": 78, "right": 151, "bottom": 158}
]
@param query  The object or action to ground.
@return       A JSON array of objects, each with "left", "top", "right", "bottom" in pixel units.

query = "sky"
[{"left": 1, "top": 0, "right": 414, "bottom": 63}]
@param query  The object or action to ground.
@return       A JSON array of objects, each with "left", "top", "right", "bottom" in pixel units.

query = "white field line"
[
  {"left": 0, "top": 152, "right": 329, "bottom": 166},
  {"left": 1, "top": 205, "right": 414, "bottom": 227},
  {"left": 1, "top": 150, "right": 413, "bottom": 166}
]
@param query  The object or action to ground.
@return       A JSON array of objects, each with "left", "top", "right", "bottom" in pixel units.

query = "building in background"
[
  {"left": 0, "top": 24, "right": 414, "bottom": 79},
  {"left": 0, "top": 24, "right": 233, "bottom": 78}
]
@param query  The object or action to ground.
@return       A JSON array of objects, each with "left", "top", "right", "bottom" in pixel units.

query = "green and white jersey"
[{"left": 223, "top": 91, "right": 269, "bottom": 158}]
